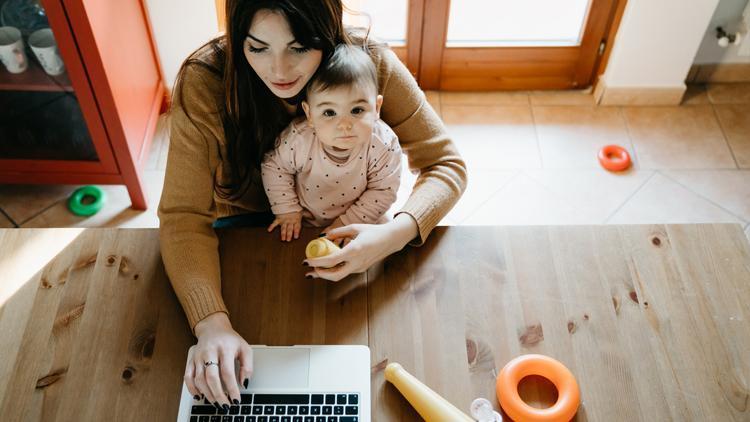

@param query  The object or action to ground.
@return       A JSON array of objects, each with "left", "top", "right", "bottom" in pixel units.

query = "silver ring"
[{"left": 204, "top": 361, "right": 219, "bottom": 368}]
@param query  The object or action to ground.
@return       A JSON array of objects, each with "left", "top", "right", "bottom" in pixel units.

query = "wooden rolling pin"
[{"left": 385, "top": 362, "right": 474, "bottom": 422}]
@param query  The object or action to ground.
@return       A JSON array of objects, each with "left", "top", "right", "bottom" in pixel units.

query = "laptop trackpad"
[{"left": 248, "top": 347, "right": 310, "bottom": 389}]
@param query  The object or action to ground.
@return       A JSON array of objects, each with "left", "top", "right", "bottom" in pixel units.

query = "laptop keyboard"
[{"left": 189, "top": 393, "right": 360, "bottom": 422}]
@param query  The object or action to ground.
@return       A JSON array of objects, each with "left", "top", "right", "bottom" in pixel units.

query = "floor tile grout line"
[
  {"left": 521, "top": 168, "right": 630, "bottom": 224},
  {"left": 602, "top": 171, "right": 657, "bottom": 224},
  {"left": 659, "top": 170, "right": 749, "bottom": 225},
  {"left": 637, "top": 167, "right": 743, "bottom": 171},
  {"left": 618, "top": 106, "right": 642, "bottom": 171},
  {"left": 709, "top": 103, "right": 741, "bottom": 169},
  {"left": 705, "top": 83, "right": 716, "bottom": 105},
  {"left": 637, "top": 166, "right": 742, "bottom": 172},
  {"left": 456, "top": 170, "right": 521, "bottom": 224},
  {"left": 528, "top": 104, "right": 545, "bottom": 169},
  {"left": 0, "top": 207, "right": 19, "bottom": 228},
  {"left": 706, "top": 81, "right": 750, "bottom": 106},
  {"left": 17, "top": 197, "right": 71, "bottom": 227},
  {"left": 455, "top": 170, "right": 522, "bottom": 224},
  {"left": 151, "top": 120, "right": 169, "bottom": 171}
]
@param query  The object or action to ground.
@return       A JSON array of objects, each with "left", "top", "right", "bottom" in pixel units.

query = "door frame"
[{"left": 413, "top": 0, "right": 626, "bottom": 91}]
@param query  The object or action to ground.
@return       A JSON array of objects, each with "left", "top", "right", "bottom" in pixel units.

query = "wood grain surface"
[{"left": 1, "top": 225, "right": 748, "bottom": 421}]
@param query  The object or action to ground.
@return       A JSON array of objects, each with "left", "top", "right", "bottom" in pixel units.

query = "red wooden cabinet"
[{"left": 0, "top": 0, "right": 164, "bottom": 210}]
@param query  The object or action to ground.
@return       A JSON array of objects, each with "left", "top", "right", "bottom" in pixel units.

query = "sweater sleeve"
[
  {"left": 340, "top": 123, "right": 402, "bottom": 225},
  {"left": 261, "top": 129, "right": 303, "bottom": 216},
  {"left": 157, "top": 64, "right": 227, "bottom": 332},
  {"left": 376, "top": 48, "right": 467, "bottom": 245}
]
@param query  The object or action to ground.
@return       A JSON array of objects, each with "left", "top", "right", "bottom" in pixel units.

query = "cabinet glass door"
[{"left": 0, "top": 0, "right": 97, "bottom": 161}]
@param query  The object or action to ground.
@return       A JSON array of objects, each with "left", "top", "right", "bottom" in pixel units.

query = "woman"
[{"left": 158, "top": 0, "right": 466, "bottom": 411}]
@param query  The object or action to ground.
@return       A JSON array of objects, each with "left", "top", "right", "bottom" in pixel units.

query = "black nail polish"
[
  {"left": 223, "top": 404, "right": 230, "bottom": 411},
  {"left": 306, "top": 275, "right": 313, "bottom": 279},
  {"left": 213, "top": 401, "right": 220, "bottom": 409},
  {"left": 303, "top": 261, "right": 309, "bottom": 266},
  {"left": 193, "top": 394, "right": 200, "bottom": 400},
  {"left": 319, "top": 232, "right": 327, "bottom": 237},
  {"left": 233, "top": 399, "right": 239, "bottom": 405},
  {"left": 243, "top": 378, "right": 249, "bottom": 388}
]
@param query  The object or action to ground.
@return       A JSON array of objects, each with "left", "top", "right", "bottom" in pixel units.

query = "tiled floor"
[{"left": 1, "top": 83, "right": 749, "bottom": 244}]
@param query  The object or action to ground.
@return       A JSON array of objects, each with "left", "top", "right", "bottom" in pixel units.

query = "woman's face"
[{"left": 244, "top": 9, "right": 323, "bottom": 99}]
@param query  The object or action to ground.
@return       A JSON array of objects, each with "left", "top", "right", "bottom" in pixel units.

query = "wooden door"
[{"left": 418, "top": 0, "right": 625, "bottom": 90}]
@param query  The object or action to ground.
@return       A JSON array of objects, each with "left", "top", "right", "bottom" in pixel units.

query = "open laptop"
[{"left": 177, "top": 345, "right": 371, "bottom": 422}]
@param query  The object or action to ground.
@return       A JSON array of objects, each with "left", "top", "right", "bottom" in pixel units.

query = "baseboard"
[
  {"left": 594, "top": 80, "right": 686, "bottom": 105},
  {"left": 688, "top": 63, "right": 750, "bottom": 83}
]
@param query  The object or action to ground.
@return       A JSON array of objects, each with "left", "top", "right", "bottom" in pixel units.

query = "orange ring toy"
[
  {"left": 598, "top": 144, "right": 631, "bottom": 171},
  {"left": 496, "top": 354, "right": 580, "bottom": 422}
]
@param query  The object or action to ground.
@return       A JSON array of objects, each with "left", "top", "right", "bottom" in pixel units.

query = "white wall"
[
  {"left": 602, "top": 0, "right": 720, "bottom": 88},
  {"left": 143, "top": 0, "right": 220, "bottom": 90},
  {"left": 693, "top": 0, "right": 750, "bottom": 64}
]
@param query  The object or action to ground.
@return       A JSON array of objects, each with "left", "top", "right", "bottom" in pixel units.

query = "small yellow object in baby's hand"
[{"left": 305, "top": 237, "right": 341, "bottom": 259}]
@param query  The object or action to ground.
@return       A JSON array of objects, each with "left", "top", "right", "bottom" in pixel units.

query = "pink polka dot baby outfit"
[{"left": 261, "top": 117, "right": 402, "bottom": 227}]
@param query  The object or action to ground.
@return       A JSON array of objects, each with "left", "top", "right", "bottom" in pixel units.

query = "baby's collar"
[{"left": 289, "top": 116, "right": 311, "bottom": 132}]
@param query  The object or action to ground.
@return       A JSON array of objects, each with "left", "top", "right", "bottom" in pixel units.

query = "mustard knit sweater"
[{"left": 158, "top": 42, "right": 467, "bottom": 330}]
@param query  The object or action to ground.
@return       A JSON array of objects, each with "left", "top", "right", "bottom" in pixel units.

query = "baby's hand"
[{"left": 268, "top": 211, "right": 302, "bottom": 242}]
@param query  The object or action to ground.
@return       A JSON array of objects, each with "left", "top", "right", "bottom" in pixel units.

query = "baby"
[{"left": 261, "top": 44, "right": 402, "bottom": 241}]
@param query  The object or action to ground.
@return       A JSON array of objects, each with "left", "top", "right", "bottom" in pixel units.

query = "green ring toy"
[{"left": 68, "top": 185, "right": 105, "bottom": 216}]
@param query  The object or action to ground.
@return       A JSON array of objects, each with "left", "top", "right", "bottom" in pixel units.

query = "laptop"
[{"left": 177, "top": 345, "right": 371, "bottom": 422}]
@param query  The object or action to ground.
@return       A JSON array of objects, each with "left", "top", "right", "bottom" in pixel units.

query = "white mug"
[
  {"left": 0, "top": 26, "right": 28, "bottom": 73},
  {"left": 28, "top": 28, "right": 65, "bottom": 76}
]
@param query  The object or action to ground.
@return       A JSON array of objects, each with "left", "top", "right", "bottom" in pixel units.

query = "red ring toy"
[
  {"left": 598, "top": 144, "right": 631, "bottom": 171},
  {"left": 496, "top": 354, "right": 580, "bottom": 422}
]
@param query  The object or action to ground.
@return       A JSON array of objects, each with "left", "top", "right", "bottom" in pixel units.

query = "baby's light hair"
[{"left": 306, "top": 44, "right": 378, "bottom": 95}]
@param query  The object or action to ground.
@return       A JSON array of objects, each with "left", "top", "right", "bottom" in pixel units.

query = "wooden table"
[{"left": 1, "top": 225, "right": 749, "bottom": 421}]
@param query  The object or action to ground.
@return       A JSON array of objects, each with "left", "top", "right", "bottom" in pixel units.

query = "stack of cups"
[
  {"left": 0, "top": 26, "right": 65, "bottom": 75},
  {"left": 28, "top": 28, "right": 65, "bottom": 75},
  {"left": 0, "top": 26, "right": 27, "bottom": 73}
]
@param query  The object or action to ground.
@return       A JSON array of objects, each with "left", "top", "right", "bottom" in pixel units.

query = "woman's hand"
[
  {"left": 183, "top": 312, "right": 253, "bottom": 411},
  {"left": 322, "top": 217, "right": 352, "bottom": 246},
  {"left": 304, "top": 213, "right": 418, "bottom": 281}
]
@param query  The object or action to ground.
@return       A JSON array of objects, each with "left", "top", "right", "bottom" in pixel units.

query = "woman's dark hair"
[
  {"left": 306, "top": 44, "right": 378, "bottom": 96},
  {"left": 175, "top": 0, "right": 357, "bottom": 200}
]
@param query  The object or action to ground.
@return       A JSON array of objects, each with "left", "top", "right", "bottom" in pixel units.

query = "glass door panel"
[
  {"left": 343, "top": 0, "right": 408, "bottom": 46},
  {"left": 420, "top": 0, "right": 620, "bottom": 90},
  {"left": 0, "top": 0, "right": 97, "bottom": 161},
  {"left": 447, "top": 0, "right": 591, "bottom": 46}
]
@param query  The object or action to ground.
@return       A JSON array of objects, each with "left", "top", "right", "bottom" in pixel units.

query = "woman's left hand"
[
  {"left": 304, "top": 213, "right": 419, "bottom": 281},
  {"left": 321, "top": 217, "right": 348, "bottom": 245}
]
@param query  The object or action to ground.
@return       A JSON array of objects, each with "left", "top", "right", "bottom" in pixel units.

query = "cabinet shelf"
[
  {"left": 0, "top": 60, "right": 73, "bottom": 92},
  {"left": 0, "top": 0, "right": 165, "bottom": 211}
]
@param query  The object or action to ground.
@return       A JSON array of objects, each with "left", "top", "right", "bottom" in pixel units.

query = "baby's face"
[{"left": 302, "top": 83, "right": 383, "bottom": 151}]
